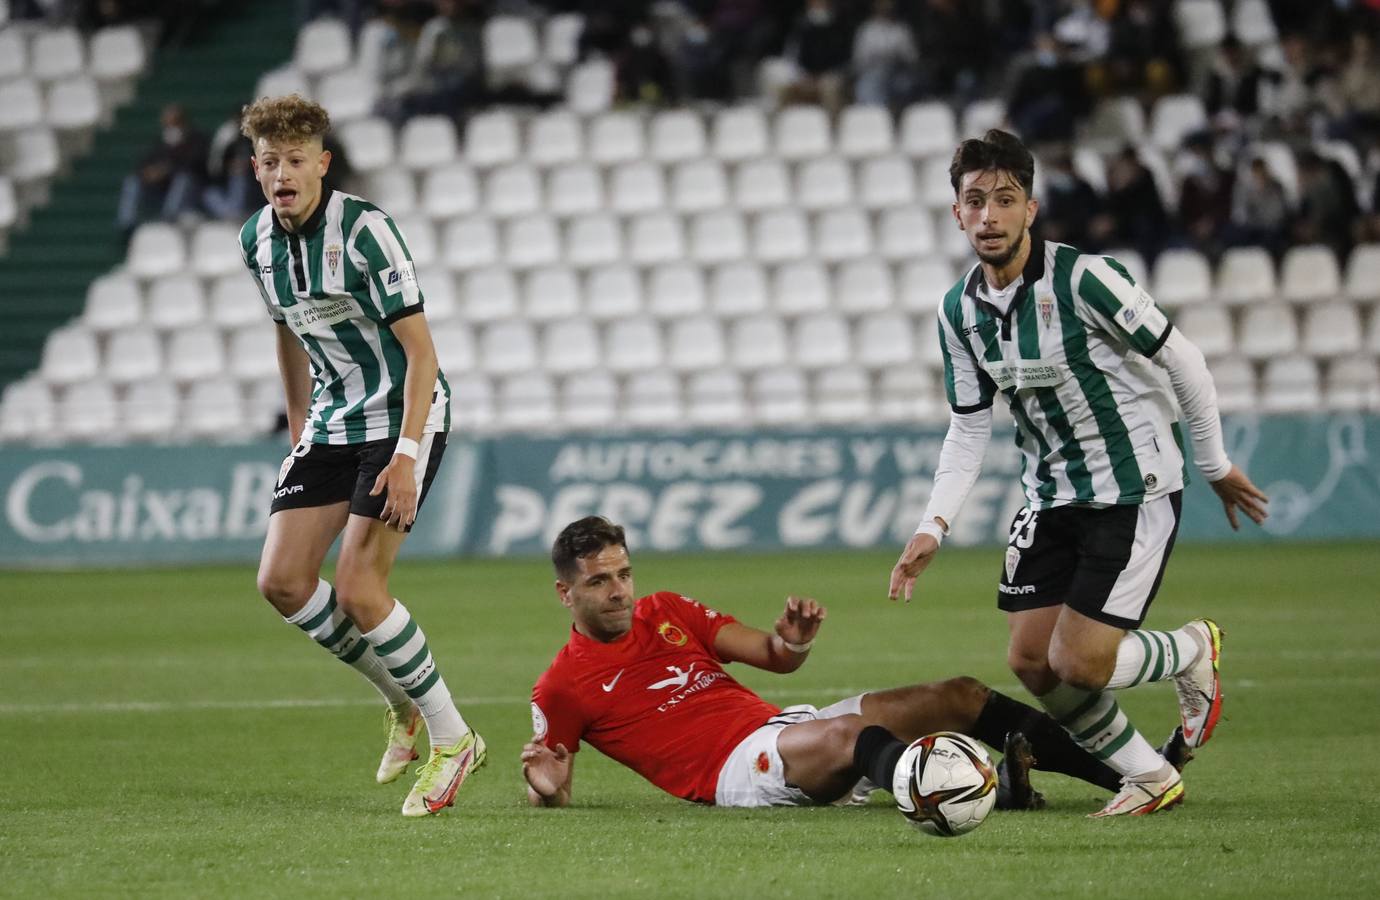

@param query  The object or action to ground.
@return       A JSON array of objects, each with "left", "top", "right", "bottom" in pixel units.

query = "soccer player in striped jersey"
[
  {"left": 887, "top": 130, "right": 1269, "bottom": 817},
  {"left": 239, "top": 94, "right": 483, "bottom": 817}
]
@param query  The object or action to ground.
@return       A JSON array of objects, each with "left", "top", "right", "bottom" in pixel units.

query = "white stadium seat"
[
  {"left": 876, "top": 367, "right": 941, "bottom": 422},
  {"left": 399, "top": 116, "right": 459, "bottom": 170},
  {"left": 1237, "top": 303, "right": 1297, "bottom": 360},
  {"left": 465, "top": 110, "right": 521, "bottom": 168},
  {"left": 166, "top": 325, "right": 226, "bottom": 382},
  {"left": 1344, "top": 244, "right": 1380, "bottom": 301},
  {"left": 486, "top": 163, "right": 543, "bottom": 219},
  {"left": 461, "top": 267, "right": 521, "bottom": 322},
  {"left": 648, "top": 262, "right": 706, "bottom": 318},
  {"left": 588, "top": 112, "right": 645, "bottom": 165},
  {"left": 104, "top": 328, "right": 163, "bottom": 384},
  {"left": 690, "top": 210, "right": 748, "bottom": 264},
  {"left": 185, "top": 379, "right": 248, "bottom": 439},
  {"left": 899, "top": 102, "right": 957, "bottom": 158},
  {"left": 293, "top": 17, "right": 350, "bottom": 77},
  {"left": 609, "top": 161, "right": 666, "bottom": 215},
  {"left": 127, "top": 222, "right": 186, "bottom": 278},
  {"left": 416, "top": 267, "right": 458, "bottom": 322},
  {"left": 729, "top": 316, "right": 788, "bottom": 370},
  {"left": 190, "top": 221, "right": 246, "bottom": 278},
  {"left": 421, "top": 163, "right": 479, "bottom": 218},
  {"left": 541, "top": 318, "right": 601, "bottom": 375},
  {"left": 792, "top": 313, "right": 851, "bottom": 370},
  {"left": 39, "top": 326, "right": 99, "bottom": 386},
  {"left": 584, "top": 265, "right": 642, "bottom": 320},
  {"left": 483, "top": 16, "right": 541, "bottom": 86},
  {"left": 710, "top": 261, "right": 768, "bottom": 317},
  {"left": 30, "top": 27, "right": 85, "bottom": 82},
  {"left": 919, "top": 156, "right": 956, "bottom": 209},
  {"left": 316, "top": 69, "right": 378, "bottom": 124},
  {"left": 1215, "top": 247, "right": 1276, "bottom": 306},
  {"left": 431, "top": 322, "right": 477, "bottom": 374},
  {"left": 772, "top": 260, "right": 830, "bottom": 316},
  {"left": 1211, "top": 357, "right": 1257, "bottom": 412},
  {"left": 565, "top": 58, "right": 614, "bottom": 115},
  {"left": 753, "top": 209, "right": 810, "bottom": 263},
  {"left": 667, "top": 318, "right": 727, "bottom": 372},
  {"left": 0, "top": 78, "right": 43, "bottom": 131},
  {"left": 686, "top": 370, "right": 748, "bottom": 426},
  {"left": 1232, "top": 0, "right": 1278, "bottom": 46},
  {"left": 146, "top": 273, "right": 207, "bottom": 331},
  {"left": 815, "top": 208, "right": 872, "bottom": 262},
  {"left": 565, "top": 213, "right": 622, "bottom": 268},
  {"left": 558, "top": 370, "right": 618, "bottom": 430},
  {"left": 0, "top": 28, "right": 28, "bottom": 83},
  {"left": 670, "top": 159, "right": 728, "bottom": 212},
  {"left": 960, "top": 98, "right": 1006, "bottom": 140},
  {"left": 84, "top": 274, "right": 143, "bottom": 332},
  {"left": 543, "top": 13, "right": 584, "bottom": 68},
  {"left": 503, "top": 214, "right": 562, "bottom": 269},
  {"left": 442, "top": 216, "right": 499, "bottom": 271},
  {"left": 712, "top": 106, "right": 769, "bottom": 162},
  {"left": 227, "top": 324, "right": 277, "bottom": 380},
  {"left": 367, "top": 169, "right": 417, "bottom": 216},
  {"left": 795, "top": 156, "right": 853, "bottom": 211},
  {"left": 546, "top": 164, "right": 604, "bottom": 217},
  {"left": 858, "top": 155, "right": 916, "bottom": 209},
  {"left": 649, "top": 109, "right": 706, "bottom": 163},
  {"left": 897, "top": 259, "right": 956, "bottom": 314},
  {"left": 480, "top": 320, "right": 539, "bottom": 375},
  {"left": 0, "top": 379, "right": 55, "bottom": 443},
  {"left": 1260, "top": 356, "right": 1320, "bottom": 412},
  {"left": 877, "top": 207, "right": 936, "bottom": 260},
  {"left": 524, "top": 266, "right": 582, "bottom": 320},
  {"left": 1280, "top": 245, "right": 1342, "bottom": 304},
  {"left": 835, "top": 258, "right": 894, "bottom": 314},
  {"left": 121, "top": 379, "right": 179, "bottom": 441},
  {"left": 1248, "top": 141, "right": 1299, "bottom": 206},
  {"left": 1174, "top": 306, "right": 1235, "bottom": 358},
  {"left": 338, "top": 118, "right": 395, "bottom": 173},
  {"left": 838, "top": 105, "right": 894, "bottom": 158},
  {"left": 449, "top": 372, "right": 495, "bottom": 430},
  {"left": 1079, "top": 97, "right": 1146, "bottom": 152},
  {"left": 1324, "top": 356, "right": 1380, "bottom": 411},
  {"left": 624, "top": 370, "right": 683, "bottom": 427},
  {"left": 58, "top": 380, "right": 118, "bottom": 443},
  {"left": 46, "top": 76, "right": 102, "bottom": 139},
  {"left": 855, "top": 311, "right": 915, "bottom": 367},
  {"left": 814, "top": 366, "right": 872, "bottom": 422},
  {"left": 496, "top": 372, "right": 556, "bottom": 431},
  {"left": 1151, "top": 248, "right": 1212, "bottom": 308},
  {"left": 209, "top": 274, "right": 264, "bottom": 328},
  {"left": 392, "top": 214, "right": 437, "bottom": 266},
  {"left": 733, "top": 157, "right": 791, "bottom": 212},
  {"left": 604, "top": 318, "right": 663, "bottom": 374},
  {"left": 254, "top": 66, "right": 310, "bottom": 102},
  {"left": 773, "top": 106, "right": 831, "bottom": 161},
  {"left": 1300, "top": 302, "right": 1362, "bottom": 359},
  {"left": 527, "top": 110, "right": 584, "bottom": 167},
  {"left": 1174, "top": 0, "right": 1228, "bottom": 50},
  {"left": 752, "top": 368, "right": 809, "bottom": 424},
  {"left": 627, "top": 211, "right": 685, "bottom": 265}
]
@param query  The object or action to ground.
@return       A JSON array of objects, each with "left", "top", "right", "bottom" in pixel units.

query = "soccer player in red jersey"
[{"left": 522, "top": 517, "right": 1186, "bottom": 810}]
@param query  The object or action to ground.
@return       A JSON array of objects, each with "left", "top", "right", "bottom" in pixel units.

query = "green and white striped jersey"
[
  {"left": 938, "top": 236, "right": 1187, "bottom": 509},
  {"left": 239, "top": 190, "right": 451, "bottom": 445}
]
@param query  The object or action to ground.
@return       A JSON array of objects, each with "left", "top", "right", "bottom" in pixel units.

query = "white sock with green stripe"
[
  {"left": 361, "top": 600, "right": 467, "bottom": 747},
  {"left": 285, "top": 579, "right": 410, "bottom": 708},
  {"left": 1038, "top": 682, "right": 1167, "bottom": 779},
  {"left": 1105, "top": 627, "right": 1203, "bottom": 690}
]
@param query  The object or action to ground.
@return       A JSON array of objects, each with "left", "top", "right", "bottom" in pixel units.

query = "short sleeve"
[
  {"left": 652, "top": 592, "right": 738, "bottom": 659},
  {"left": 938, "top": 307, "right": 996, "bottom": 413},
  {"left": 350, "top": 211, "right": 426, "bottom": 324},
  {"left": 1075, "top": 255, "right": 1172, "bottom": 357},
  {"left": 531, "top": 671, "right": 586, "bottom": 754},
  {"left": 240, "top": 219, "right": 285, "bottom": 323}
]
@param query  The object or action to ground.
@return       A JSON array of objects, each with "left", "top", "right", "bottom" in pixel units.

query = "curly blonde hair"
[{"left": 240, "top": 94, "right": 331, "bottom": 145}]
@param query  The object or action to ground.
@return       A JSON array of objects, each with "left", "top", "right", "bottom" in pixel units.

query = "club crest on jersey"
[
  {"left": 657, "top": 621, "right": 688, "bottom": 646},
  {"left": 1037, "top": 291, "right": 1054, "bottom": 327},
  {"left": 325, "top": 243, "right": 342, "bottom": 278},
  {"left": 755, "top": 752, "right": 771, "bottom": 773}
]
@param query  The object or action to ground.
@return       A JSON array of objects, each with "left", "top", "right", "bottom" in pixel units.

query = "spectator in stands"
[
  {"left": 1006, "top": 33, "right": 1089, "bottom": 144},
  {"left": 1338, "top": 31, "right": 1380, "bottom": 126},
  {"left": 1094, "top": 147, "right": 1168, "bottom": 262},
  {"left": 616, "top": 20, "right": 676, "bottom": 104},
  {"left": 1203, "top": 36, "right": 1270, "bottom": 118},
  {"left": 1292, "top": 149, "right": 1359, "bottom": 259},
  {"left": 361, "top": 1, "right": 418, "bottom": 117},
  {"left": 389, "top": 0, "right": 485, "bottom": 122},
  {"left": 1175, "top": 132, "right": 1233, "bottom": 258},
  {"left": 1228, "top": 157, "right": 1291, "bottom": 256},
  {"left": 1260, "top": 33, "right": 1319, "bottom": 135},
  {"left": 909, "top": 0, "right": 990, "bottom": 102},
  {"left": 851, "top": 0, "right": 918, "bottom": 109},
  {"left": 672, "top": 14, "right": 733, "bottom": 101},
  {"left": 780, "top": 0, "right": 852, "bottom": 113},
  {"left": 115, "top": 103, "right": 209, "bottom": 239},
  {"left": 1037, "top": 150, "right": 1100, "bottom": 249},
  {"left": 203, "top": 107, "right": 259, "bottom": 221},
  {"left": 1101, "top": 0, "right": 1182, "bottom": 99}
]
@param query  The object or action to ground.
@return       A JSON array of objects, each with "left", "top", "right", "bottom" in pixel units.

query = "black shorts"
[
  {"left": 269, "top": 433, "right": 447, "bottom": 532},
  {"left": 996, "top": 491, "right": 1182, "bottom": 629}
]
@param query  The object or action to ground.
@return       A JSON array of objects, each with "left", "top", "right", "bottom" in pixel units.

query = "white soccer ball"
[{"left": 892, "top": 731, "right": 998, "bottom": 837}]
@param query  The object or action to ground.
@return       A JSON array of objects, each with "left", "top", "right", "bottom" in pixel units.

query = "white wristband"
[
  {"left": 393, "top": 437, "right": 420, "bottom": 459},
  {"left": 782, "top": 638, "right": 813, "bottom": 654},
  {"left": 914, "top": 520, "right": 946, "bottom": 545}
]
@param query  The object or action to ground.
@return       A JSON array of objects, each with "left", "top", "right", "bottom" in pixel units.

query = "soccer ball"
[{"left": 892, "top": 732, "right": 998, "bottom": 837}]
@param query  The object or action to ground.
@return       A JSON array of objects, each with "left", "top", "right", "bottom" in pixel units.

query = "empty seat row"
[
  {"left": 1152, "top": 245, "right": 1380, "bottom": 307},
  {"left": 0, "top": 24, "right": 145, "bottom": 85},
  {"left": 38, "top": 323, "right": 277, "bottom": 386},
  {"left": 1210, "top": 354, "right": 1379, "bottom": 413},
  {"left": 1175, "top": 300, "right": 1380, "bottom": 360}
]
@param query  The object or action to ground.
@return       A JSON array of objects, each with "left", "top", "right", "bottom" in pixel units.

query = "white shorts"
[{"left": 713, "top": 694, "right": 865, "bottom": 808}]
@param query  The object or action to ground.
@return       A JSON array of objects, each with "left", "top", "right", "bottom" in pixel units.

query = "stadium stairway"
[{"left": 0, "top": 0, "right": 295, "bottom": 390}]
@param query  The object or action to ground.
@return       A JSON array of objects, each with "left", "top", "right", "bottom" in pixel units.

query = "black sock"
[
  {"left": 970, "top": 690, "right": 1121, "bottom": 793},
  {"left": 853, "top": 725, "right": 908, "bottom": 791}
]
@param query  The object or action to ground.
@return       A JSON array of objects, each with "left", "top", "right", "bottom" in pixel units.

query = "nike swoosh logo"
[{"left": 601, "top": 670, "right": 625, "bottom": 692}]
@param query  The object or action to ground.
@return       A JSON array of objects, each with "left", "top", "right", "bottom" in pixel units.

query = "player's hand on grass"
[
  {"left": 888, "top": 532, "right": 941, "bottom": 603},
  {"left": 370, "top": 454, "right": 418, "bottom": 531},
  {"left": 775, "top": 595, "right": 825, "bottom": 647},
  {"left": 1209, "top": 465, "right": 1269, "bottom": 530},
  {"left": 521, "top": 739, "right": 570, "bottom": 799}
]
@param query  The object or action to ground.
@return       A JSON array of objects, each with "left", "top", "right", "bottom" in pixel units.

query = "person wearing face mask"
[
  {"left": 781, "top": 0, "right": 853, "bottom": 113},
  {"left": 114, "top": 104, "right": 210, "bottom": 240}
]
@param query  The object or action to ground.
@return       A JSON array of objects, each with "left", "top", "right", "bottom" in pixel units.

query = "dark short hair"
[
  {"left": 551, "top": 516, "right": 628, "bottom": 580},
  {"left": 949, "top": 129, "right": 1036, "bottom": 197}
]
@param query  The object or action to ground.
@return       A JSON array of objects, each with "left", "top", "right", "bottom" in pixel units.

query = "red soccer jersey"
[{"left": 530, "top": 591, "right": 781, "bottom": 804}]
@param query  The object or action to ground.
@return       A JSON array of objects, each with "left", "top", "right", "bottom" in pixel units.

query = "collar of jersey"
[
  {"left": 966, "top": 232, "right": 1047, "bottom": 319},
  {"left": 271, "top": 189, "right": 332, "bottom": 238}
]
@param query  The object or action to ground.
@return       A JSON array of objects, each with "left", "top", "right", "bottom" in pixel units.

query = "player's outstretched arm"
[
  {"left": 1209, "top": 464, "right": 1269, "bottom": 530},
  {"left": 887, "top": 525, "right": 944, "bottom": 603},
  {"left": 714, "top": 596, "right": 826, "bottom": 673},
  {"left": 522, "top": 739, "right": 573, "bottom": 807},
  {"left": 369, "top": 313, "right": 439, "bottom": 530}
]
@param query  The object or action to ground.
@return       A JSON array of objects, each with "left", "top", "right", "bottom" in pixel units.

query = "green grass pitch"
[{"left": 3, "top": 542, "right": 1379, "bottom": 898}]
